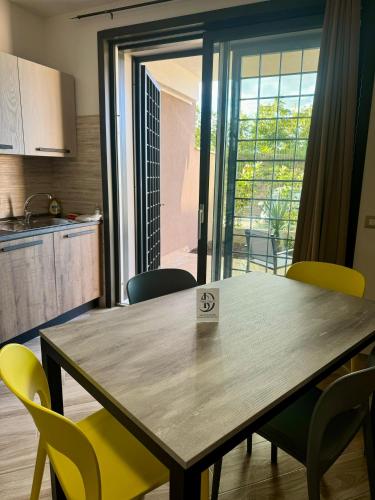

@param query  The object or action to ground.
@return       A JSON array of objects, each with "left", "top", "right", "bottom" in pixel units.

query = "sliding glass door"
[{"left": 201, "top": 30, "right": 320, "bottom": 282}]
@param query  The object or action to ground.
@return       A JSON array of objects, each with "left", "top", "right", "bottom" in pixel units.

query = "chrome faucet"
[{"left": 24, "top": 193, "right": 53, "bottom": 224}]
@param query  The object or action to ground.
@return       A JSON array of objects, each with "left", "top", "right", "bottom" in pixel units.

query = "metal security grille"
[
  {"left": 223, "top": 46, "right": 320, "bottom": 277},
  {"left": 140, "top": 66, "right": 161, "bottom": 271}
]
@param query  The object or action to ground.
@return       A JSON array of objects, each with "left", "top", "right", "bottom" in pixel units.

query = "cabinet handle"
[
  {"left": 36, "top": 147, "right": 71, "bottom": 153},
  {"left": 1, "top": 240, "right": 43, "bottom": 253},
  {"left": 0, "top": 144, "right": 13, "bottom": 150},
  {"left": 64, "top": 230, "right": 96, "bottom": 239}
]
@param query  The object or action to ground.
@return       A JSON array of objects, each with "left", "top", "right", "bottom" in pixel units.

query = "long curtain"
[{"left": 293, "top": 0, "right": 361, "bottom": 264}]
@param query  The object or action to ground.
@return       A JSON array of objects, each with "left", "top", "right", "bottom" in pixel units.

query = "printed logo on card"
[
  {"left": 199, "top": 292, "right": 215, "bottom": 313},
  {"left": 197, "top": 288, "right": 220, "bottom": 323}
]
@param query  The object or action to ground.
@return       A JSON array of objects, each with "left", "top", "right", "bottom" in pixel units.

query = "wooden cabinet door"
[
  {"left": 18, "top": 58, "right": 77, "bottom": 157},
  {"left": 0, "top": 234, "right": 57, "bottom": 343},
  {"left": 0, "top": 52, "right": 24, "bottom": 155},
  {"left": 54, "top": 226, "right": 101, "bottom": 315}
]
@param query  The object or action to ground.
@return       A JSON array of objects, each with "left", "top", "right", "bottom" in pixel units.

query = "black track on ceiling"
[{"left": 71, "top": 0, "right": 175, "bottom": 20}]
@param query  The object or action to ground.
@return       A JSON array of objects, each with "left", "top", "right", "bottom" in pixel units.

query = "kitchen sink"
[{"left": 0, "top": 217, "right": 75, "bottom": 232}]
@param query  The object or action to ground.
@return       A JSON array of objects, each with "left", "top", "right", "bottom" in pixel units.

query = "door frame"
[{"left": 98, "top": 0, "right": 374, "bottom": 307}]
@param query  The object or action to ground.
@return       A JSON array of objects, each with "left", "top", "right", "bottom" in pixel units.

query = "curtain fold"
[{"left": 293, "top": 0, "right": 361, "bottom": 264}]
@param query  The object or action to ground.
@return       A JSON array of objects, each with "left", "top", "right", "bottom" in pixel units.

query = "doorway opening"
[{"left": 136, "top": 54, "right": 203, "bottom": 279}]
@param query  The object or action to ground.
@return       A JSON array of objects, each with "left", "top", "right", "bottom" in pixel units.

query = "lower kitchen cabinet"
[
  {"left": 0, "top": 234, "right": 57, "bottom": 343},
  {"left": 54, "top": 225, "right": 101, "bottom": 315}
]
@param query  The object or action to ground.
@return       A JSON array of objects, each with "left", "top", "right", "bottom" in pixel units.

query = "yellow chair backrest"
[
  {"left": 0, "top": 344, "right": 101, "bottom": 499},
  {"left": 286, "top": 261, "right": 365, "bottom": 298}
]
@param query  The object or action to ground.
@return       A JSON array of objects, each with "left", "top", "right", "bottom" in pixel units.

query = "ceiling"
[{"left": 11, "top": 0, "right": 141, "bottom": 18}]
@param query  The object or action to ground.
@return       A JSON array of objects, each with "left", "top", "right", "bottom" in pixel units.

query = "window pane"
[
  {"left": 301, "top": 73, "right": 317, "bottom": 94},
  {"left": 253, "top": 181, "right": 273, "bottom": 199},
  {"left": 258, "top": 98, "right": 278, "bottom": 118},
  {"left": 296, "top": 140, "right": 308, "bottom": 159},
  {"left": 241, "top": 78, "right": 259, "bottom": 99},
  {"left": 293, "top": 161, "right": 305, "bottom": 180},
  {"left": 240, "top": 100, "right": 258, "bottom": 119},
  {"left": 280, "top": 74, "right": 301, "bottom": 96},
  {"left": 234, "top": 199, "right": 251, "bottom": 217},
  {"left": 242, "top": 55, "right": 260, "bottom": 77},
  {"left": 254, "top": 161, "right": 274, "bottom": 179},
  {"left": 237, "top": 162, "right": 255, "bottom": 179},
  {"left": 303, "top": 48, "right": 320, "bottom": 72},
  {"left": 297, "top": 118, "right": 311, "bottom": 139},
  {"left": 237, "top": 141, "right": 255, "bottom": 160},
  {"left": 260, "top": 76, "right": 279, "bottom": 97},
  {"left": 292, "top": 182, "right": 303, "bottom": 199},
  {"left": 238, "top": 120, "right": 257, "bottom": 140},
  {"left": 281, "top": 50, "right": 302, "bottom": 74},
  {"left": 277, "top": 118, "right": 298, "bottom": 139},
  {"left": 274, "top": 161, "right": 294, "bottom": 180},
  {"left": 255, "top": 140, "right": 275, "bottom": 160},
  {"left": 235, "top": 181, "right": 253, "bottom": 199},
  {"left": 261, "top": 53, "right": 281, "bottom": 76},
  {"left": 299, "top": 96, "right": 314, "bottom": 116},
  {"left": 275, "top": 140, "right": 295, "bottom": 160},
  {"left": 257, "top": 119, "right": 277, "bottom": 139},
  {"left": 279, "top": 97, "right": 299, "bottom": 117}
]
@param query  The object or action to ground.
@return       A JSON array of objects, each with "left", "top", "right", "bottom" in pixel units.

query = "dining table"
[{"left": 40, "top": 271, "right": 375, "bottom": 499}]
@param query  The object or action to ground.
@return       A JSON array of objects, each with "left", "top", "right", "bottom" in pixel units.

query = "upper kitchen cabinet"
[
  {"left": 18, "top": 58, "right": 77, "bottom": 157},
  {"left": 0, "top": 53, "right": 24, "bottom": 155}
]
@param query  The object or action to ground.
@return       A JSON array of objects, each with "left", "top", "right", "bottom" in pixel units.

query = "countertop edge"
[{"left": 0, "top": 220, "right": 101, "bottom": 243}]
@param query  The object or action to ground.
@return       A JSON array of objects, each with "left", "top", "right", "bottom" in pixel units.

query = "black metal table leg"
[
  {"left": 169, "top": 466, "right": 201, "bottom": 499},
  {"left": 41, "top": 338, "right": 66, "bottom": 500}
]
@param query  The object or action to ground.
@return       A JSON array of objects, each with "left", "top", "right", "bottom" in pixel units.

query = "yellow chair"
[
  {"left": 0, "top": 344, "right": 209, "bottom": 500},
  {"left": 287, "top": 261, "right": 366, "bottom": 374},
  {"left": 286, "top": 261, "right": 365, "bottom": 298}
]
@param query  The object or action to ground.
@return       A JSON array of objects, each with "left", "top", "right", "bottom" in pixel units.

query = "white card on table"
[{"left": 196, "top": 287, "right": 220, "bottom": 322}]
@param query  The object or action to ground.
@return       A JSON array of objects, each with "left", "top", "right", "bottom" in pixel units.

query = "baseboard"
[{"left": 0, "top": 299, "right": 99, "bottom": 348}]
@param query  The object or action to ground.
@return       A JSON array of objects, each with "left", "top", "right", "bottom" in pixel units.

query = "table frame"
[{"left": 41, "top": 329, "right": 375, "bottom": 500}]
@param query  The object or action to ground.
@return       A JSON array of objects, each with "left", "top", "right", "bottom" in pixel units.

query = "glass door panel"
[{"left": 208, "top": 32, "right": 320, "bottom": 280}]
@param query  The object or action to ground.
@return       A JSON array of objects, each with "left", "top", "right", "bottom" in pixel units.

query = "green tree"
[
  {"left": 195, "top": 97, "right": 313, "bottom": 252},
  {"left": 234, "top": 97, "right": 312, "bottom": 248}
]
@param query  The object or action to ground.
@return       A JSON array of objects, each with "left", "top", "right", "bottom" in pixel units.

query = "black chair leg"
[
  {"left": 246, "top": 435, "right": 253, "bottom": 455},
  {"left": 212, "top": 457, "right": 222, "bottom": 500},
  {"left": 271, "top": 443, "right": 278, "bottom": 464},
  {"left": 364, "top": 418, "right": 375, "bottom": 499},
  {"left": 307, "top": 474, "right": 321, "bottom": 500}
]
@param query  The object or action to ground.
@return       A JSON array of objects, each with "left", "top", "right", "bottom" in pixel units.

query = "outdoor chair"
[
  {"left": 244, "top": 229, "right": 293, "bottom": 275},
  {"left": 126, "top": 268, "right": 197, "bottom": 304}
]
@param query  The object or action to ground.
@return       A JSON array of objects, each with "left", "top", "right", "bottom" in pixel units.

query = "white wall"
[
  {"left": 354, "top": 83, "right": 375, "bottom": 299},
  {"left": 42, "top": 0, "right": 261, "bottom": 116},
  {"left": 0, "top": 0, "right": 45, "bottom": 62},
  {"left": 145, "top": 59, "right": 200, "bottom": 102}
]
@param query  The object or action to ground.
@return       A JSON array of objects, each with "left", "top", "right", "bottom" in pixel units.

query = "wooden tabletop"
[{"left": 40, "top": 272, "right": 375, "bottom": 469}]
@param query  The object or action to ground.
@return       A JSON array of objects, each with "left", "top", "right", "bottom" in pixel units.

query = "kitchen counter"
[{"left": 0, "top": 218, "right": 101, "bottom": 243}]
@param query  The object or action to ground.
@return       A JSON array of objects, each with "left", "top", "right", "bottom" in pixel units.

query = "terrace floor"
[{"left": 0, "top": 334, "right": 370, "bottom": 499}]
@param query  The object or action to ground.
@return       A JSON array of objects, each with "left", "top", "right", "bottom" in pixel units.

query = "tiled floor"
[{"left": 0, "top": 336, "right": 371, "bottom": 499}]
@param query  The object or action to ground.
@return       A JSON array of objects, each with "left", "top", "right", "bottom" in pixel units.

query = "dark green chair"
[
  {"left": 212, "top": 347, "right": 375, "bottom": 500},
  {"left": 126, "top": 268, "right": 196, "bottom": 305}
]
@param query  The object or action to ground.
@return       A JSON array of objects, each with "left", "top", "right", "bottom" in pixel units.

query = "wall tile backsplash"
[{"left": 0, "top": 115, "right": 102, "bottom": 219}]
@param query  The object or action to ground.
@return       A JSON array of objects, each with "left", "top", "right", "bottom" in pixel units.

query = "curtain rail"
[{"left": 71, "top": 0, "right": 174, "bottom": 20}]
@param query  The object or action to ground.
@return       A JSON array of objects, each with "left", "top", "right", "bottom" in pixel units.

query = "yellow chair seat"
[{"left": 49, "top": 408, "right": 169, "bottom": 500}]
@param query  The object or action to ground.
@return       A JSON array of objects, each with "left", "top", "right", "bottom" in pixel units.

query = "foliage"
[
  {"left": 194, "top": 97, "right": 313, "bottom": 250},
  {"left": 234, "top": 97, "right": 312, "bottom": 243}
]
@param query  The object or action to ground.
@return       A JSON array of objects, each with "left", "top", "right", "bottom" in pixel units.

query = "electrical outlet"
[{"left": 364, "top": 215, "right": 375, "bottom": 229}]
